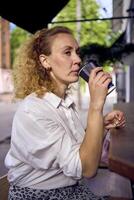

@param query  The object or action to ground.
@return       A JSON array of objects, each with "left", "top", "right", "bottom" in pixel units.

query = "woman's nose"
[{"left": 74, "top": 53, "right": 81, "bottom": 64}]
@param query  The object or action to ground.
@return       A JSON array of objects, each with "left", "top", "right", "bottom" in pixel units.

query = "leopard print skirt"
[{"left": 8, "top": 182, "right": 109, "bottom": 200}]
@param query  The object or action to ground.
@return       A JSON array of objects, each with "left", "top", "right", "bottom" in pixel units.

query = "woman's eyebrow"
[
  {"left": 62, "top": 46, "right": 73, "bottom": 50},
  {"left": 62, "top": 46, "right": 79, "bottom": 50}
]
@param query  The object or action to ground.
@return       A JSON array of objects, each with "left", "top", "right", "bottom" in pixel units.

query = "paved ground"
[
  {"left": 0, "top": 102, "right": 18, "bottom": 176},
  {"left": 0, "top": 102, "right": 17, "bottom": 141}
]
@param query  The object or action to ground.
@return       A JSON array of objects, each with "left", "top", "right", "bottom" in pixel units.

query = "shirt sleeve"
[{"left": 12, "top": 108, "right": 82, "bottom": 179}]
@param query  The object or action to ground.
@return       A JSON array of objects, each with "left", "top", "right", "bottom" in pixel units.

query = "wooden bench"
[
  {"left": 108, "top": 102, "right": 134, "bottom": 199},
  {"left": 109, "top": 102, "right": 134, "bottom": 181},
  {"left": 0, "top": 174, "right": 9, "bottom": 200}
]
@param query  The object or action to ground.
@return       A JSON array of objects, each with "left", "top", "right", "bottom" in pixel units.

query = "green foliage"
[
  {"left": 103, "top": 63, "right": 114, "bottom": 73},
  {"left": 10, "top": 27, "right": 31, "bottom": 67},
  {"left": 50, "top": 0, "right": 119, "bottom": 47}
]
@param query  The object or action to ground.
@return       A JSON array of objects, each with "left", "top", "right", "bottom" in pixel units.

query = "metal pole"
[{"left": 76, "top": 0, "right": 81, "bottom": 109}]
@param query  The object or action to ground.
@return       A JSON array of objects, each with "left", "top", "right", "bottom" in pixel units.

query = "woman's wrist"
[{"left": 89, "top": 102, "right": 104, "bottom": 113}]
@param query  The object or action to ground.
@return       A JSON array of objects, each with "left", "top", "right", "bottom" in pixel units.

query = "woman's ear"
[{"left": 39, "top": 54, "right": 50, "bottom": 70}]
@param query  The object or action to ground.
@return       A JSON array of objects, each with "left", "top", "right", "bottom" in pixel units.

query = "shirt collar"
[
  {"left": 43, "top": 92, "right": 74, "bottom": 108},
  {"left": 61, "top": 95, "right": 74, "bottom": 108}
]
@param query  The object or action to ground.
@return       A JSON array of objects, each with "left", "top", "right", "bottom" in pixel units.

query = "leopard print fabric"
[{"left": 8, "top": 183, "right": 109, "bottom": 200}]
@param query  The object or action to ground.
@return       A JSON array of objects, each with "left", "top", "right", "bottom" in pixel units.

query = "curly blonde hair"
[{"left": 13, "top": 26, "right": 73, "bottom": 99}]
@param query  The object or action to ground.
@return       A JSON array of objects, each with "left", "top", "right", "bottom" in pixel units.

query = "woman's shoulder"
[{"left": 16, "top": 92, "right": 59, "bottom": 117}]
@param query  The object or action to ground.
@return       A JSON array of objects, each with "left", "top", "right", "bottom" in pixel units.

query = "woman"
[{"left": 5, "top": 26, "right": 125, "bottom": 199}]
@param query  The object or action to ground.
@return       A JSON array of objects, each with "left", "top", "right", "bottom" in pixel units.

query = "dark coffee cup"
[{"left": 79, "top": 60, "right": 116, "bottom": 95}]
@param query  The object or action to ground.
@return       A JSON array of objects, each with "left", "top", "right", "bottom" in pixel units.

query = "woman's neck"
[{"left": 54, "top": 84, "right": 68, "bottom": 99}]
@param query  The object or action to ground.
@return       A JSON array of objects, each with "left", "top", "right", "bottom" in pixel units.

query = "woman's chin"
[{"left": 70, "top": 76, "right": 79, "bottom": 83}]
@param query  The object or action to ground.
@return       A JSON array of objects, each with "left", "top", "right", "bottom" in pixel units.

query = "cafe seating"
[{"left": 0, "top": 174, "right": 9, "bottom": 200}]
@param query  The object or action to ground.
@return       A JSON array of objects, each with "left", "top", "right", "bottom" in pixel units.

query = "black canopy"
[{"left": 0, "top": 0, "right": 69, "bottom": 33}]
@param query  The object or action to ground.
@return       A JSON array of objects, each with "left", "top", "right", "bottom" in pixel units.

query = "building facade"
[
  {"left": 0, "top": 17, "right": 10, "bottom": 69},
  {"left": 0, "top": 17, "right": 13, "bottom": 96},
  {"left": 112, "top": 0, "right": 134, "bottom": 102}
]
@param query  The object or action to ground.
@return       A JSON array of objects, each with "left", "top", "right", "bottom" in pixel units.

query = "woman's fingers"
[
  {"left": 89, "top": 67, "right": 103, "bottom": 80},
  {"left": 114, "top": 112, "right": 126, "bottom": 127},
  {"left": 115, "top": 119, "right": 126, "bottom": 128},
  {"left": 90, "top": 67, "right": 112, "bottom": 88}
]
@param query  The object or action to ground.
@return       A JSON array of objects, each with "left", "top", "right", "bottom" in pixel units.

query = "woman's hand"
[
  {"left": 104, "top": 110, "right": 126, "bottom": 130},
  {"left": 89, "top": 67, "right": 112, "bottom": 111}
]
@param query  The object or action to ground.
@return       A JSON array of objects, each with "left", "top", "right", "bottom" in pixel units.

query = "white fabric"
[{"left": 5, "top": 92, "right": 85, "bottom": 189}]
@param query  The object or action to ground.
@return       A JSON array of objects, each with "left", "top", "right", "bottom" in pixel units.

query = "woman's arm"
[{"left": 79, "top": 67, "right": 112, "bottom": 178}]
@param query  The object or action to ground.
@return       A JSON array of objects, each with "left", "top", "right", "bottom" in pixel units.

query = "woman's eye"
[
  {"left": 76, "top": 50, "right": 80, "bottom": 56},
  {"left": 65, "top": 51, "right": 71, "bottom": 56}
]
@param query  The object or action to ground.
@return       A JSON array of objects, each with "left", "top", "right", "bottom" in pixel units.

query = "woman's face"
[{"left": 45, "top": 33, "right": 81, "bottom": 87}]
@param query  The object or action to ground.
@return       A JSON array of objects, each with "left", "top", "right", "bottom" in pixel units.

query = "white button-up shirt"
[{"left": 5, "top": 92, "right": 85, "bottom": 189}]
